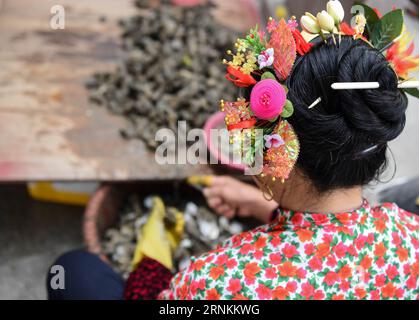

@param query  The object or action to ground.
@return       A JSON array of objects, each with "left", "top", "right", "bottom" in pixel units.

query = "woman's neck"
[{"left": 269, "top": 172, "right": 364, "bottom": 214}]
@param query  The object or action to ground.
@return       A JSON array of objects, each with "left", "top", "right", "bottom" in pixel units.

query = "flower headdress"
[{"left": 220, "top": 1, "right": 419, "bottom": 182}]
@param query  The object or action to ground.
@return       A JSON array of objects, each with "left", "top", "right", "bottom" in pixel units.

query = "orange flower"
[
  {"left": 278, "top": 261, "right": 297, "bottom": 277},
  {"left": 296, "top": 229, "right": 314, "bottom": 242},
  {"left": 374, "top": 219, "right": 387, "bottom": 233},
  {"left": 396, "top": 247, "right": 409, "bottom": 262},
  {"left": 193, "top": 259, "right": 206, "bottom": 272},
  {"left": 244, "top": 262, "right": 261, "bottom": 280},
  {"left": 272, "top": 286, "right": 289, "bottom": 300},
  {"left": 209, "top": 266, "right": 225, "bottom": 280},
  {"left": 360, "top": 255, "right": 373, "bottom": 270},
  {"left": 316, "top": 242, "right": 331, "bottom": 258},
  {"left": 232, "top": 294, "right": 249, "bottom": 300},
  {"left": 336, "top": 213, "right": 351, "bottom": 225},
  {"left": 332, "top": 294, "right": 345, "bottom": 300},
  {"left": 338, "top": 264, "right": 352, "bottom": 280},
  {"left": 206, "top": 288, "right": 221, "bottom": 300},
  {"left": 374, "top": 242, "right": 387, "bottom": 257},
  {"left": 412, "top": 262, "right": 419, "bottom": 277},
  {"left": 386, "top": 28, "right": 419, "bottom": 79},
  {"left": 381, "top": 283, "right": 397, "bottom": 299},
  {"left": 254, "top": 236, "right": 267, "bottom": 249},
  {"left": 355, "top": 287, "right": 367, "bottom": 300}
]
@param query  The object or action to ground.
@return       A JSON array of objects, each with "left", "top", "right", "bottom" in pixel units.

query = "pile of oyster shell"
[
  {"left": 87, "top": 0, "right": 236, "bottom": 149},
  {"left": 102, "top": 194, "right": 245, "bottom": 279}
]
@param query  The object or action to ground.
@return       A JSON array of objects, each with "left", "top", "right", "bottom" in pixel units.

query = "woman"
[{"left": 49, "top": 7, "right": 419, "bottom": 300}]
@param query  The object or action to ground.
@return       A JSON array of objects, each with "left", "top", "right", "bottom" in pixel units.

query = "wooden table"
[{"left": 0, "top": 0, "right": 257, "bottom": 182}]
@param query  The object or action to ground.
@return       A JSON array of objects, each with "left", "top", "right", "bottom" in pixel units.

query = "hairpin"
[
  {"left": 308, "top": 81, "right": 419, "bottom": 109},
  {"left": 331, "top": 81, "right": 419, "bottom": 90}
]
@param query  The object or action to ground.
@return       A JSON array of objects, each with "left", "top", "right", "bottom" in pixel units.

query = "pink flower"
[
  {"left": 287, "top": 18, "right": 299, "bottom": 30},
  {"left": 250, "top": 79, "right": 286, "bottom": 120},
  {"left": 264, "top": 134, "right": 284, "bottom": 149},
  {"left": 258, "top": 48, "right": 275, "bottom": 69},
  {"left": 267, "top": 18, "right": 278, "bottom": 33}
]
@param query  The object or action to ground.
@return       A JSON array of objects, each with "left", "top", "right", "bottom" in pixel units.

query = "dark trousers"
[{"left": 47, "top": 250, "right": 125, "bottom": 300}]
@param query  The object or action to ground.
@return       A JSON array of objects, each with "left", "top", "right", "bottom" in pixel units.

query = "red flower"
[
  {"left": 225, "top": 66, "right": 257, "bottom": 88},
  {"left": 338, "top": 265, "right": 352, "bottom": 280},
  {"left": 296, "top": 229, "right": 314, "bottom": 242},
  {"left": 198, "top": 279, "right": 206, "bottom": 291},
  {"left": 333, "top": 242, "right": 347, "bottom": 259},
  {"left": 386, "top": 265, "right": 399, "bottom": 280},
  {"left": 265, "top": 267, "right": 278, "bottom": 279},
  {"left": 340, "top": 22, "right": 355, "bottom": 36},
  {"left": 278, "top": 261, "right": 297, "bottom": 277},
  {"left": 296, "top": 268, "right": 307, "bottom": 279},
  {"left": 291, "top": 29, "right": 313, "bottom": 56},
  {"left": 256, "top": 284, "right": 272, "bottom": 300},
  {"left": 316, "top": 242, "right": 330, "bottom": 258},
  {"left": 381, "top": 283, "right": 397, "bottom": 299},
  {"left": 192, "top": 259, "right": 205, "bottom": 271},
  {"left": 374, "top": 242, "right": 387, "bottom": 257},
  {"left": 407, "top": 275, "right": 417, "bottom": 290},
  {"left": 254, "top": 250, "right": 264, "bottom": 260},
  {"left": 308, "top": 257, "right": 323, "bottom": 271},
  {"left": 286, "top": 281, "right": 297, "bottom": 293},
  {"left": 227, "top": 278, "right": 242, "bottom": 294},
  {"left": 311, "top": 214, "right": 329, "bottom": 225},
  {"left": 396, "top": 247, "right": 409, "bottom": 262},
  {"left": 244, "top": 262, "right": 261, "bottom": 283},
  {"left": 269, "top": 252, "right": 282, "bottom": 265},
  {"left": 313, "top": 290, "right": 325, "bottom": 300},
  {"left": 374, "top": 219, "right": 386, "bottom": 233},
  {"left": 283, "top": 244, "right": 298, "bottom": 259},
  {"left": 271, "top": 236, "right": 282, "bottom": 247},
  {"left": 301, "top": 282, "right": 314, "bottom": 299},
  {"left": 392, "top": 232, "right": 402, "bottom": 246},
  {"left": 370, "top": 290, "right": 380, "bottom": 300},
  {"left": 355, "top": 287, "right": 367, "bottom": 300},
  {"left": 376, "top": 257, "right": 386, "bottom": 268},
  {"left": 360, "top": 255, "right": 372, "bottom": 270},
  {"left": 324, "top": 271, "right": 339, "bottom": 286},
  {"left": 255, "top": 236, "right": 267, "bottom": 249},
  {"left": 209, "top": 266, "right": 225, "bottom": 280},
  {"left": 339, "top": 281, "right": 350, "bottom": 292},
  {"left": 304, "top": 243, "right": 316, "bottom": 256},
  {"left": 326, "top": 256, "right": 337, "bottom": 268},
  {"left": 206, "top": 288, "right": 221, "bottom": 300},
  {"left": 336, "top": 213, "right": 351, "bottom": 225},
  {"left": 215, "top": 254, "right": 229, "bottom": 265},
  {"left": 355, "top": 235, "right": 367, "bottom": 250},
  {"left": 226, "top": 258, "right": 237, "bottom": 269},
  {"left": 239, "top": 243, "right": 254, "bottom": 255},
  {"left": 375, "top": 274, "right": 386, "bottom": 287},
  {"left": 272, "top": 286, "right": 289, "bottom": 300}
]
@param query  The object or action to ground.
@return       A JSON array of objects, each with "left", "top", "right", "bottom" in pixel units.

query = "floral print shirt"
[{"left": 159, "top": 201, "right": 419, "bottom": 300}]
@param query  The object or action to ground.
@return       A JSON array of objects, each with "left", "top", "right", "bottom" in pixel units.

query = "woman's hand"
[{"left": 203, "top": 176, "right": 279, "bottom": 223}]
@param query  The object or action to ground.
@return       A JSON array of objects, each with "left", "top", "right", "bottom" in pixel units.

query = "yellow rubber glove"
[
  {"left": 131, "top": 197, "right": 184, "bottom": 271},
  {"left": 187, "top": 175, "right": 213, "bottom": 188}
]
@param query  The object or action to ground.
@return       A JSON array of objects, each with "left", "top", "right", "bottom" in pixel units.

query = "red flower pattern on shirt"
[{"left": 159, "top": 201, "right": 419, "bottom": 300}]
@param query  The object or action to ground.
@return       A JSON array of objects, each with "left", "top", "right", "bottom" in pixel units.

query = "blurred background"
[{"left": 0, "top": 0, "right": 418, "bottom": 299}]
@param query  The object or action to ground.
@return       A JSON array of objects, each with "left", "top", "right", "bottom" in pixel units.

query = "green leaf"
[
  {"left": 404, "top": 88, "right": 419, "bottom": 99},
  {"left": 281, "top": 100, "right": 294, "bottom": 118},
  {"left": 371, "top": 9, "right": 404, "bottom": 50},
  {"left": 261, "top": 72, "right": 276, "bottom": 80}
]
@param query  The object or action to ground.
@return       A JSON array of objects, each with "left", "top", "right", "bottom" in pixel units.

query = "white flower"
[
  {"left": 300, "top": 12, "right": 320, "bottom": 34},
  {"left": 327, "top": 0, "right": 345, "bottom": 24},
  {"left": 317, "top": 10, "right": 335, "bottom": 32},
  {"left": 258, "top": 48, "right": 275, "bottom": 69}
]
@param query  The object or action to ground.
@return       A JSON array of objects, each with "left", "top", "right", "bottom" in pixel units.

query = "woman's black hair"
[{"left": 285, "top": 36, "right": 408, "bottom": 193}]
